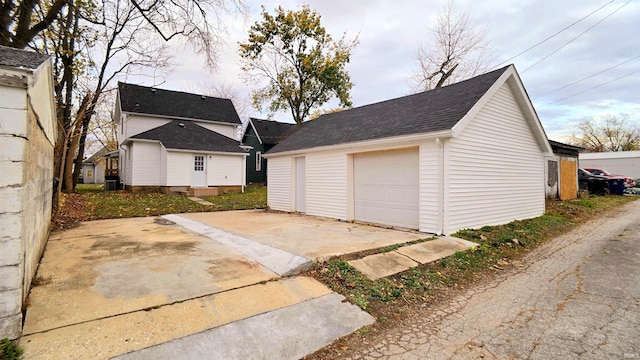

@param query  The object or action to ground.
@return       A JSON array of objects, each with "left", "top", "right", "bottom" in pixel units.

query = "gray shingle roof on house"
[
  {"left": 131, "top": 120, "right": 245, "bottom": 153},
  {"left": 248, "top": 118, "right": 297, "bottom": 145},
  {"left": 118, "top": 82, "right": 242, "bottom": 124},
  {"left": 268, "top": 66, "right": 510, "bottom": 154},
  {"left": 83, "top": 146, "right": 109, "bottom": 164},
  {"left": 0, "top": 45, "right": 49, "bottom": 69}
]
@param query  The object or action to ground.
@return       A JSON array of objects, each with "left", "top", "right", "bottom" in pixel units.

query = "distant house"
[
  {"left": 265, "top": 65, "right": 552, "bottom": 235},
  {"left": 242, "top": 118, "right": 296, "bottom": 184},
  {"left": 115, "top": 83, "right": 247, "bottom": 194},
  {"left": 82, "top": 146, "right": 109, "bottom": 184},
  {"left": 546, "top": 140, "right": 583, "bottom": 200},
  {"left": 0, "top": 46, "right": 56, "bottom": 339},
  {"left": 579, "top": 150, "right": 640, "bottom": 179}
]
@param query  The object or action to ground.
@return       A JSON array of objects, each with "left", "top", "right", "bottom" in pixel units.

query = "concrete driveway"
[{"left": 20, "top": 210, "right": 425, "bottom": 359}]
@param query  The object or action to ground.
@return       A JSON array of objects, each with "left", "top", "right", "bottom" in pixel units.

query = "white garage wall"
[
  {"left": 419, "top": 141, "right": 441, "bottom": 234},
  {"left": 267, "top": 157, "right": 292, "bottom": 211},
  {"left": 131, "top": 141, "right": 163, "bottom": 185},
  {"left": 306, "top": 150, "right": 348, "bottom": 219},
  {"left": 446, "top": 82, "right": 545, "bottom": 234},
  {"left": 207, "top": 154, "right": 244, "bottom": 186},
  {"left": 166, "top": 151, "right": 191, "bottom": 186}
]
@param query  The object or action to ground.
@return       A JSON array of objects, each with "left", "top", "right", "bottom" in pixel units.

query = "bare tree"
[
  {"left": 0, "top": 0, "right": 69, "bottom": 48},
  {"left": 570, "top": 115, "right": 640, "bottom": 152},
  {"left": 412, "top": 2, "right": 494, "bottom": 91},
  {"left": 188, "top": 80, "right": 252, "bottom": 119}
]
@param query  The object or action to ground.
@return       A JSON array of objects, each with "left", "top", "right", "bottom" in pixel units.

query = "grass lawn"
[{"left": 56, "top": 185, "right": 267, "bottom": 228}]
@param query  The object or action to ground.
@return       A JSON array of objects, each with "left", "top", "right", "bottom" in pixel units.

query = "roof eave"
[
  {"left": 264, "top": 130, "right": 454, "bottom": 158},
  {"left": 121, "top": 111, "right": 241, "bottom": 126}
]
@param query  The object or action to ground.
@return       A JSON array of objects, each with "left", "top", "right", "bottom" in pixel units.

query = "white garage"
[
  {"left": 354, "top": 149, "right": 419, "bottom": 229},
  {"left": 265, "top": 65, "right": 552, "bottom": 235}
]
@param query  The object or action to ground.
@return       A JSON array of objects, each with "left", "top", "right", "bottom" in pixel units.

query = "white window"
[
  {"left": 256, "top": 151, "right": 262, "bottom": 171},
  {"left": 194, "top": 155, "right": 205, "bottom": 171}
]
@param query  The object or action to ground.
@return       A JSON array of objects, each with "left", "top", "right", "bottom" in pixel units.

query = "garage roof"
[
  {"left": 268, "top": 65, "right": 511, "bottom": 154},
  {"left": 130, "top": 120, "right": 245, "bottom": 153}
]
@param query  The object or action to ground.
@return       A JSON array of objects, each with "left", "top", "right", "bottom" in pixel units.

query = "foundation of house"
[{"left": 125, "top": 185, "right": 243, "bottom": 196}]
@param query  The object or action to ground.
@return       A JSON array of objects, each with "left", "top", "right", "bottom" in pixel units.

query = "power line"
[
  {"left": 539, "top": 68, "right": 640, "bottom": 107},
  {"left": 532, "top": 55, "right": 640, "bottom": 99},
  {"left": 493, "top": 0, "right": 614, "bottom": 68},
  {"left": 523, "top": 0, "right": 631, "bottom": 73}
]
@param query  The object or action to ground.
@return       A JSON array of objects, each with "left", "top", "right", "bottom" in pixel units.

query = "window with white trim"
[{"left": 256, "top": 151, "right": 262, "bottom": 171}]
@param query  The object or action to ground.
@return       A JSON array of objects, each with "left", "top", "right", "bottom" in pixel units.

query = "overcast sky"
[{"left": 155, "top": 0, "right": 639, "bottom": 141}]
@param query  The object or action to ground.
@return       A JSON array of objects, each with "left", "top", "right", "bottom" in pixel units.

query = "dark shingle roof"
[
  {"left": 0, "top": 45, "right": 49, "bottom": 69},
  {"left": 118, "top": 82, "right": 241, "bottom": 124},
  {"left": 268, "top": 66, "right": 510, "bottom": 154},
  {"left": 83, "top": 146, "right": 109, "bottom": 164},
  {"left": 131, "top": 120, "right": 244, "bottom": 153},
  {"left": 248, "top": 118, "right": 297, "bottom": 145}
]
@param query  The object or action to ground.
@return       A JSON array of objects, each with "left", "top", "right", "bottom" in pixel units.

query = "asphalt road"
[{"left": 347, "top": 200, "right": 640, "bottom": 360}]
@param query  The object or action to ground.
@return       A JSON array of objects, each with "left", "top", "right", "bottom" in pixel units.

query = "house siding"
[
  {"left": 306, "top": 150, "right": 348, "bottom": 220},
  {"left": 579, "top": 151, "right": 640, "bottom": 179},
  {"left": 419, "top": 141, "right": 441, "bottom": 234},
  {"left": 166, "top": 152, "right": 191, "bottom": 186},
  {"left": 197, "top": 122, "right": 237, "bottom": 140},
  {"left": 446, "top": 82, "right": 544, "bottom": 234},
  {"left": 267, "top": 157, "right": 292, "bottom": 211},
  {"left": 131, "top": 141, "right": 162, "bottom": 185},
  {"left": 207, "top": 154, "right": 245, "bottom": 186},
  {"left": 243, "top": 126, "right": 266, "bottom": 184},
  {"left": 123, "top": 114, "right": 170, "bottom": 141}
]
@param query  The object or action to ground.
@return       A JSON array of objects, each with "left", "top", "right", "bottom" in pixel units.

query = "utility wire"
[
  {"left": 493, "top": 0, "right": 614, "bottom": 68},
  {"left": 532, "top": 55, "right": 640, "bottom": 99},
  {"left": 522, "top": 0, "right": 631, "bottom": 73},
  {"left": 539, "top": 68, "right": 640, "bottom": 107}
]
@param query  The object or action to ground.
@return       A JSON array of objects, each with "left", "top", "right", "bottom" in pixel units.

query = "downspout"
[{"left": 436, "top": 137, "right": 445, "bottom": 235}]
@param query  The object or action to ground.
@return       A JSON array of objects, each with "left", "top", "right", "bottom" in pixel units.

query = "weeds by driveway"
[
  {"left": 55, "top": 185, "right": 267, "bottom": 229},
  {"left": 303, "top": 195, "right": 638, "bottom": 359}
]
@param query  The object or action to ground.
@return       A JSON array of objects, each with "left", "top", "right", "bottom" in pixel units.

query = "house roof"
[
  {"left": 268, "top": 66, "right": 512, "bottom": 154},
  {"left": 130, "top": 120, "right": 245, "bottom": 153},
  {"left": 245, "top": 118, "right": 297, "bottom": 145},
  {"left": 117, "top": 82, "right": 242, "bottom": 125},
  {"left": 0, "top": 45, "right": 49, "bottom": 69},
  {"left": 83, "top": 146, "right": 109, "bottom": 164}
]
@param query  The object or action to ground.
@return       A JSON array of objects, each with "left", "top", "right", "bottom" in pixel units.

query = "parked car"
[
  {"left": 583, "top": 167, "right": 635, "bottom": 188},
  {"left": 578, "top": 168, "right": 610, "bottom": 195}
]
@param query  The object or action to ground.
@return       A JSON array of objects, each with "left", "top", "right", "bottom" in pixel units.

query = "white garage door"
[{"left": 354, "top": 148, "right": 419, "bottom": 229}]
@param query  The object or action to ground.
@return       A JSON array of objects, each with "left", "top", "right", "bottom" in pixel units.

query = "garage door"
[{"left": 354, "top": 148, "right": 419, "bottom": 229}]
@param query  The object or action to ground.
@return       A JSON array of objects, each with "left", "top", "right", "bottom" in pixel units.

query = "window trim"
[{"left": 256, "top": 151, "right": 262, "bottom": 172}]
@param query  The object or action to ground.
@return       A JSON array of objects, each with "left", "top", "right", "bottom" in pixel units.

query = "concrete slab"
[
  {"left": 23, "top": 217, "right": 277, "bottom": 335},
  {"left": 348, "top": 252, "right": 419, "bottom": 280},
  {"left": 21, "top": 277, "right": 331, "bottom": 359},
  {"left": 187, "top": 197, "right": 213, "bottom": 206},
  {"left": 113, "top": 292, "right": 374, "bottom": 360},
  {"left": 397, "top": 237, "right": 475, "bottom": 264},
  {"left": 163, "top": 214, "right": 310, "bottom": 276},
  {"left": 182, "top": 210, "right": 427, "bottom": 260},
  {"left": 349, "top": 237, "right": 478, "bottom": 280}
]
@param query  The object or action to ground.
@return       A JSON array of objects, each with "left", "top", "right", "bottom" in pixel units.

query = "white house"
[
  {"left": 115, "top": 83, "right": 247, "bottom": 194},
  {"left": 82, "top": 146, "right": 108, "bottom": 184},
  {"left": 0, "top": 46, "right": 56, "bottom": 339},
  {"left": 264, "top": 65, "right": 552, "bottom": 235}
]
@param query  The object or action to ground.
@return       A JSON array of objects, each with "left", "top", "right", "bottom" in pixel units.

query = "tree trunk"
[{"left": 62, "top": 93, "right": 90, "bottom": 193}]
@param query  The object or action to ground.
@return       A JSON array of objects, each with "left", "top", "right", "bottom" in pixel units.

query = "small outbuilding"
[
  {"left": 545, "top": 140, "right": 583, "bottom": 200},
  {"left": 265, "top": 65, "right": 552, "bottom": 235}
]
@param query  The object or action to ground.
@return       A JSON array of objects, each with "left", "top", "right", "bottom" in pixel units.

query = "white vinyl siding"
[
  {"left": 196, "top": 122, "right": 237, "bottom": 139},
  {"left": 131, "top": 141, "right": 163, "bottom": 186},
  {"left": 166, "top": 151, "right": 191, "bottom": 186},
  {"left": 124, "top": 147, "right": 133, "bottom": 185},
  {"left": 446, "top": 82, "right": 544, "bottom": 234},
  {"left": 419, "top": 141, "right": 441, "bottom": 234},
  {"left": 123, "top": 115, "right": 170, "bottom": 140},
  {"left": 305, "top": 150, "right": 348, "bottom": 219},
  {"left": 267, "top": 157, "right": 292, "bottom": 211},
  {"left": 207, "top": 154, "right": 244, "bottom": 186}
]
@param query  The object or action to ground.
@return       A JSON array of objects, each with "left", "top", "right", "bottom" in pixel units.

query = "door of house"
[{"left": 192, "top": 155, "right": 207, "bottom": 187}]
